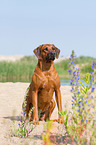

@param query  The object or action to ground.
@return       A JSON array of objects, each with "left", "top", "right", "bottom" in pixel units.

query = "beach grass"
[{"left": 0, "top": 56, "right": 96, "bottom": 82}]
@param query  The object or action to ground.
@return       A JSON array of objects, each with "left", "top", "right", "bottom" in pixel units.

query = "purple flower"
[
  {"left": 23, "top": 122, "right": 25, "bottom": 127},
  {"left": 69, "top": 72, "right": 71, "bottom": 75},
  {"left": 71, "top": 79, "right": 74, "bottom": 82},
  {"left": 73, "top": 72, "right": 76, "bottom": 77},
  {"left": 68, "top": 69, "right": 71, "bottom": 74},
  {"left": 92, "top": 61, "right": 95, "bottom": 66},
  {"left": 70, "top": 54, "right": 73, "bottom": 58},
  {"left": 78, "top": 91, "right": 80, "bottom": 94},
  {"left": 72, "top": 83, "right": 75, "bottom": 86},
  {"left": 91, "top": 96, "right": 93, "bottom": 99},
  {"left": 76, "top": 82, "right": 79, "bottom": 85},
  {"left": 85, "top": 120, "right": 88, "bottom": 123},
  {"left": 69, "top": 62, "right": 71, "bottom": 64},
  {"left": 73, "top": 70, "right": 76, "bottom": 74},
  {"left": 68, "top": 69, "right": 71, "bottom": 71},
  {"left": 72, "top": 60, "right": 74, "bottom": 64},
  {"left": 91, "top": 76, "right": 94, "bottom": 80},
  {"left": 89, "top": 81, "right": 92, "bottom": 85},
  {"left": 78, "top": 77, "right": 80, "bottom": 80},
  {"left": 91, "top": 87, "right": 95, "bottom": 92},
  {"left": 90, "top": 72, "right": 93, "bottom": 75},
  {"left": 78, "top": 101, "right": 81, "bottom": 104},
  {"left": 77, "top": 74, "right": 79, "bottom": 77},
  {"left": 85, "top": 99, "right": 87, "bottom": 104},
  {"left": 92, "top": 66, "right": 94, "bottom": 69},
  {"left": 72, "top": 96, "right": 76, "bottom": 100},
  {"left": 75, "top": 77, "right": 77, "bottom": 80}
]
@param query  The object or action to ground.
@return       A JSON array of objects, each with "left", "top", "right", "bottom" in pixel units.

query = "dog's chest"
[
  {"left": 41, "top": 75, "right": 55, "bottom": 92},
  {"left": 38, "top": 75, "right": 55, "bottom": 103}
]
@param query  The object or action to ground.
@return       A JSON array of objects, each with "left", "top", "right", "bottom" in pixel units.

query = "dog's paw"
[
  {"left": 32, "top": 120, "right": 40, "bottom": 125},
  {"left": 53, "top": 119, "right": 64, "bottom": 124}
]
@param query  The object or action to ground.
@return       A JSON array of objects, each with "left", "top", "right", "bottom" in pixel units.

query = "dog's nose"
[
  {"left": 49, "top": 51, "right": 55, "bottom": 60},
  {"left": 46, "top": 51, "right": 55, "bottom": 62},
  {"left": 50, "top": 51, "right": 55, "bottom": 56}
]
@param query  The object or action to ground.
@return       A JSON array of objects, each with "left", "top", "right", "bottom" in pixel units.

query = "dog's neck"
[{"left": 38, "top": 60, "right": 54, "bottom": 72}]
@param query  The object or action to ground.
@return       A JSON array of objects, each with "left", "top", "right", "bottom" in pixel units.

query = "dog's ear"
[
  {"left": 33, "top": 45, "right": 43, "bottom": 59},
  {"left": 55, "top": 47, "right": 60, "bottom": 59}
]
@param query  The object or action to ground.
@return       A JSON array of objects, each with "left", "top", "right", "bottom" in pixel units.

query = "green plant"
[
  {"left": 42, "top": 121, "right": 53, "bottom": 145},
  {"left": 68, "top": 50, "right": 96, "bottom": 145},
  {"left": 12, "top": 86, "right": 35, "bottom": 138},
  {"left": 59, "top": 110, "right": 68, "bottom": 130},
  {"left": 11, "top": 117, "right": 35, "bottom": 138},
  {"left": 17, "top": 117, "right": 35, "bottom": 138}
]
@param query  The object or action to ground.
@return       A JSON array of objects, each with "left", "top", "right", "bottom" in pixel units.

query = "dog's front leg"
[
  {"left": 55, "top": 88, "right": 63, "bottom": 123},
  {"left": 31, "top": 90, "right": 39, "bottom": 124}
]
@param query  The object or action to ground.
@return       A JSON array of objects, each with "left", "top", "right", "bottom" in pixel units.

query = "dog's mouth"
[{"left": 46, "top": 51, "right": 55, "bottom": 62}]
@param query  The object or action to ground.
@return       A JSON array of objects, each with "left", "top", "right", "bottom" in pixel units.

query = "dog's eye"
[
  {"left": 43, "top": 47, "right": 48, "bottom": 51},
  {"left": 52, "top": 47, "right": 55, "bottom": 50}
]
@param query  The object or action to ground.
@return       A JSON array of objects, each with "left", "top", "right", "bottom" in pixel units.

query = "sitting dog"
[{"left": 23, "top": 44, "right": 62, "bottom": 124}]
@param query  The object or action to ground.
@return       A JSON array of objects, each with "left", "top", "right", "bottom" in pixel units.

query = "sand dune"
[
  {"left": 0, "top": 55, "right": 69, "bottom": 63},
  {"left": 0, "top": 55, "right": 24, "bottom": 62}
]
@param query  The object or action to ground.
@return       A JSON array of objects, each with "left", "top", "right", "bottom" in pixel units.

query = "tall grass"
[
  {"left": 54, "top": 59, "right": 69, "bottom": 79},
  {"left": 0, "top": 56, "right": 96, "bottom": 82},
  {"left": 75, "top": 56, "right": 96, "bottom": 64},
  {"left": 0, "top": 56, "right": 37, "bottom": 82}
]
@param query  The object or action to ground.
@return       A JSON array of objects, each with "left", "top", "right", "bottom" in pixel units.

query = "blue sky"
[{"left": 0, "top": 0, "right": 96, "bottom": 57}]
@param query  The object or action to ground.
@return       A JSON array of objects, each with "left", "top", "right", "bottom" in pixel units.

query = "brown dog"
[{"left": 23, "top": 44, "right": 62, "bottom": 124}]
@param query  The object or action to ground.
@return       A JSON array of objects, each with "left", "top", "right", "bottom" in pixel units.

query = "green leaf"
[
  {"left": 59, "top": 110, "right": 67, "bottom": 117},
  {"left": 79, "top": 81, "right": 85, "bottom": 90},
  {"left": 80, "top": 87, "right": 86, "bottom": 94},
  {"left": 65, "top": 114, "right": 68, "bottom": 129}
]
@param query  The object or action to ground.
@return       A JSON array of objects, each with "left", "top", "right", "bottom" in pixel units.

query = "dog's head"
[{"left": 33, "top": 44, "right": 60, "bottom": 62}]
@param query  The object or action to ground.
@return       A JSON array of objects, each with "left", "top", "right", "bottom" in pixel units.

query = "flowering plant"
[
  {"left": 12, "top": 86, "right": 35, "bottom": 138},
  {"left": 68, "top": 50, "right": 96, "bottom": 144}
]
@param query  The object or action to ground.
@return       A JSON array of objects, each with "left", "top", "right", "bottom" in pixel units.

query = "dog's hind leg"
[{"left": 40, "top": 99, "right": 56, "bottom": 121}]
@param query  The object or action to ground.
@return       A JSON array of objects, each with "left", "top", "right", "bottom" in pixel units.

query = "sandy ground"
[{"left": 0, "top": 83, "right": 72, "bottom": 145}]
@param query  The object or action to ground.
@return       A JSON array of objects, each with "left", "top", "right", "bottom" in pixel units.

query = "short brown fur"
[{"left": 24, "top": 44, "right": 62, "bottom": 124}]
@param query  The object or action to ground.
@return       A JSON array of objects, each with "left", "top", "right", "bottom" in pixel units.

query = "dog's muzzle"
[{"left": 46, "top": 51, "right": 55, "bottom": 62}]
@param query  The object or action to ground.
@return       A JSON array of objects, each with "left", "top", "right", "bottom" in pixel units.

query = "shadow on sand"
[{"left": 3, "top": 115, "right": 22, "bottom": 121}]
